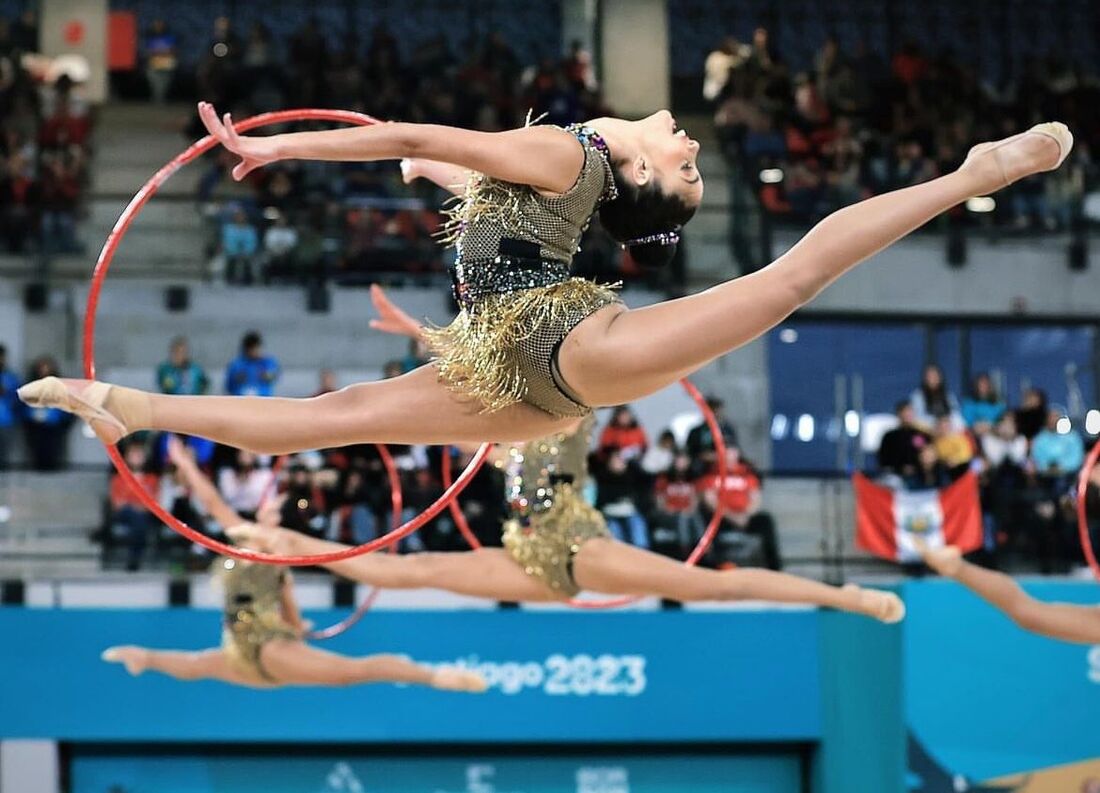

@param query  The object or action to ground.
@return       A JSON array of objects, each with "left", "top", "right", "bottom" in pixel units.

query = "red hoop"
[
  {"left": 1075, "top": 440, "right": 1100, "bottom": 581},
  {"left": 82, "top": 108, "right": 489, "bottom": 565},
  {"left": 306, "top": 443, "right": 403, "bottom": 640},
  {"left": 442, "top": 378, "right": 729, "bottom": 609}
]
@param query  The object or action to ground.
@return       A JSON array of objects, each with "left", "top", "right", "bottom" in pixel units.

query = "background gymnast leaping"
[
  {"left": 101, "top": 438, "right": 486, "bottom": 693},
  {"left": 209, "top": 285, "right": 902, "bottom": 622},
  {"left": 18, "top": 103, "right": 1072, "bottom": 458}
]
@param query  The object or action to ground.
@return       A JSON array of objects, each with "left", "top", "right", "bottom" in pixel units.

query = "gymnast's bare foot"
[
  {"left": 844, "top": 583, "right": 906, "bottom": 624},
  {"left": 431, "top": 667, "right": 489, "bottom": 693},
  {"left": 102, "top": 646, "right": 150, "bottom": 676}
]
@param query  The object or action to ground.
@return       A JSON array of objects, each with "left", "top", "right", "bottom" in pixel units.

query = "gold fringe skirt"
[
  {"left": 423, "top": 279, "right": 620, "bottom": 418},
  {"left": 502, "top": 484, "right": 611, "bottom": 597},
  {"left": 221, "top": 610, "right": 298, "bottom": 683}
]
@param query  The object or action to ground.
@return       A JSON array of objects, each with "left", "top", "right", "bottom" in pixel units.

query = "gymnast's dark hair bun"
[
  {"left": 624, "top": 234, "right": 680, "bottom": 269},
  {"left": 599, "top": 162, "right": 696, "bottom": 269}
]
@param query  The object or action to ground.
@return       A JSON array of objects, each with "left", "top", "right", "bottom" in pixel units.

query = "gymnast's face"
[{"left": 633, "top": 110, "right": 704, "bottom": 207}]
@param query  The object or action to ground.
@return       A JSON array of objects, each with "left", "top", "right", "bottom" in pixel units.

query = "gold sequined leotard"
[
  {"left": 502, "top": 417, "right": 611, "bottom": 596},
  {"left": 423, "top": 124, "right": 622, "bottom": 418},
  {"left": 217, "top": 557, "right": 298, "bottom": 682}
]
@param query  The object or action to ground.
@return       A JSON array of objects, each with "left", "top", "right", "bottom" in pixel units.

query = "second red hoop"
[{"left": 81, "top": 108, "right": 488, "bottom": 565}]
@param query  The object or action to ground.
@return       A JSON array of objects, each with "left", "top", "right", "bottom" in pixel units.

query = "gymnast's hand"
[
  {"left": 198, "top": 101, "right": 279, "bottom": 180},
  {"left": 369, "top": 284, "right": 423, "bottom": 340}
]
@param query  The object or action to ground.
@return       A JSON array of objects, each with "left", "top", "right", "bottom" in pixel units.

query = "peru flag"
[{"left": 854, "top": 471, "right": 983, "bottom": 563}]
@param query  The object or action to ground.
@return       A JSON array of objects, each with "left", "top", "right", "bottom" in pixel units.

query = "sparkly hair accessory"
[{"left": 623, "top": 228, "right": 681, "bottom": 248}]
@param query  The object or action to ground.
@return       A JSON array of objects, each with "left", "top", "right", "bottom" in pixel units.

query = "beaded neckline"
[{"left": 565, "top": 123, "right": 619, "bottom": 204}]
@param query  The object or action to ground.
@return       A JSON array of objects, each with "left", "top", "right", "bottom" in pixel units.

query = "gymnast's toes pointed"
[
  {"left": 432, "top": 667, "right": 489, "bottom": 693},
  {"left": 102, "top": 646, "right": 149, "bottom": 676},
  {"left": 21, "top": 377, "right": 152, "bottom": 446}
]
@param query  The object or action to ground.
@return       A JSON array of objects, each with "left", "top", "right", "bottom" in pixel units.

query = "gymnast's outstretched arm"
[
  {"left": 198, "top": 101, "right": 581, "bottom": 192},
  {"left": 922, "top": 546, "right": 1100, "bottom": 644},
  {"left": 166, "top": 435, "right": 244, "bottom": 530}
]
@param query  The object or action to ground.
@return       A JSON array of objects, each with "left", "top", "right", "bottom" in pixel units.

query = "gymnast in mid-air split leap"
[
  {"left": 216, "top": 283, "right": 905, "bottom": 622},
  {"left": 19, "top": 104, "right": 1071, "bottom": 450},
  {"left": 101, "top": 438, "right": 486, "bottom": 692}
]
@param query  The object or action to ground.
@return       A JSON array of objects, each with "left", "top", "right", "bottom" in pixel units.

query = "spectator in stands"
[
  {"left": 906, "top": 444, "right": 953, "bottom": 491},
  {"left": 110, "top": 442, "right": 160, "bottom": 571},
  {"left": 703, "top": 36, "right": 748, "bottom": 103},
  {"left": 0, "top": 344, "right": 18, "bottom": 469},
  {"left": 216, "top": 449, "right": 273, "bottom": 519},
  {"left": 1031, "top": 409, "right": 1084, "bottom": 485},
  {"left": 225, "top": 331, "right": 279, "bottom": 397},
  {"left": 279, "top": 462, "right": 327, "bottom": 538},
  {"left": 980, "top": 411, "right": 1028, "bottom": 552},
  {"left": 262, "top": 212, "right": 298, "bottom": 281},
  {"left": 877, "top": 400, "right": 932, "bottom": 479},
  {"left": 594, "top": 448, "right": 650, "bottom": 548},
  {"left": 1015, "top": 387, "right": 1048, "bottom": 440},
  {"left": 1026, "top": 409, "right": 1081, "bottom": 573},
  {"left": 222, "top": 207, "right": 260, "bottom": 284},
  {"left": 641, "top": 429, "right": 678, "bottom": 475},
  {"left": 653, "top": 452, "right": 704, "bottom": 554},
  {"left": 961, "top": 373, "right": 1005, "bottom": 435},
  {"left": 38, "top": 149, "right": 84, "bottom": 255},
  {"left": 21, "top": 355, "right": 72, "bottom": 471},
  {"left": 599, "top": 406, "right": 647, "bottom": 461},
  {"left": 697, "top": 446, "right": 781, "bottom": 570},
  {"left": 143, "top": 19, "right": 178, "bottom": 104},
  {"left": 932, "top": 415, "right": 974, "bottom": 472},
  {"left": 910, "top": 364, "right": 961, "bottom": 431},
  {"left": 157, "top": 337, "right": 209, "bottom": 396},
  {"left": 685, "top": 397, "right": 739, "bottom": 474}
]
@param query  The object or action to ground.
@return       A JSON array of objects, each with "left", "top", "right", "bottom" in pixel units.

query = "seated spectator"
[
  {"left": 910, "top": 364, "right": 961, "bottom": 431},
  {"left": 696, "top": 446, "right": 781, "bottom": 570},
  {"left": 599, "top": 405, "right": 647, "bottom": 461},
  {"left": 961, "top": 372, "right": 1005, "bottom": 435},
  {"left": 222, "top": 207, "right": 260, "bottom": 284},
  {"left": 143, "top": 19, "right": 178, "bottom": 104},
  {"left": 932, "top": 416, "right": 974, "bottom": 472},
  {"left": 216, "top": 449, "right": 274, "bottom": 519},
  {"left": 279, "top": 463, "right": 327, "bottom": 538},
  {"left": 980, "top": 412, "right": 1028, "bottom": 552},
  {"left": 1015, "top": 388, "right": 1048, "bottom": 440},
  {"left": 685, "top": 397, "right": 739, "bottom": 474},
  {"left": 981, "top": 413, "right": 1028, "bottom": 471},
  {"left": 905, "top": 445, "right": 953, "bottom": 491},
  {"left": 653, "top": 452, "right": 704, "bottom": 553},
  {"left": 21, "top": 355, "right": 73, "bottom": 471},
  {"left": 110, "top": 443, "right": 160, "bottom": 571},
  {"left": 262, "top": 213, "right": 299, "bottom": 281},
  {"left": 641, "top": 429, "right": 678, "bottom": 475},
  {"left": 0, "top": 344, "right": 19, "bottom": 470},
  {"left": 225, "top": 331, "right": 280, "bottom": 396},
  {"left": 877, "top": 401, "right": 932, "bottom": 479},
  {"left": 594, "top": 447, "right": 649, "bottom": 548},
  {"left": 157, "top": 336, "right": 208, "bottom": 395},
  {"left": 1031, "top": 409, "right": 1084, "bottom": 486}
]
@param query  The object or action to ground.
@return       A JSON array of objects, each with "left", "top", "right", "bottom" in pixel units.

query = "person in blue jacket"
[{"left": 224, "top": 331, "right": 280, "bottom": 397}]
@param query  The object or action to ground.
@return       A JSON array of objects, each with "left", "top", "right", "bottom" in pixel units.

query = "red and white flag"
[{"left": 854, "top": 471, "right": 983, "bottom": 563}]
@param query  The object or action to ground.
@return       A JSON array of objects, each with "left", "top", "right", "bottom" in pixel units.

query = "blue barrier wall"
[
  {"left": 904, "top": 579, "right": 1100, "bottom": 790},
  {"left": 0, "top": 609, "right": 825, "bottom": 743},
  {"left": 0, "top": 605, "right": 905, "bottom": 793}
]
